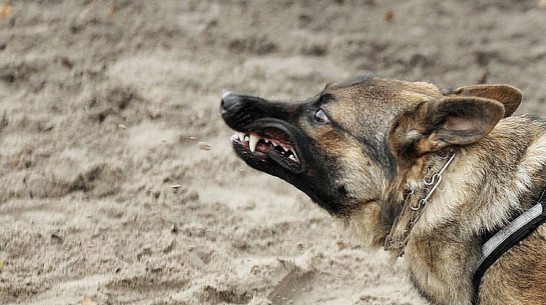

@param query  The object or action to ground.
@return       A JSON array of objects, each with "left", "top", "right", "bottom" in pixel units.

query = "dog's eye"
[{"left": 314, "top": 109, "right": 330, "bottom": 124}]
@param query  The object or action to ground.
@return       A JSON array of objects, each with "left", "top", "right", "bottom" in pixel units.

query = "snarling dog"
[{"left": 220, "top": 76, "right": 546, "bottom": 305}]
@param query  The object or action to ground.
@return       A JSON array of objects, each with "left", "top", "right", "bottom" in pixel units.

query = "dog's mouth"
[{"left": 229, "top": 126, "right": 303, "bottom": 173}]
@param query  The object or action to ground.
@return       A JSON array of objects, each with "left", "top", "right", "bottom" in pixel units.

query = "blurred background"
[{"left": 0, "top": 1, "right": 545, "bottom": 304}]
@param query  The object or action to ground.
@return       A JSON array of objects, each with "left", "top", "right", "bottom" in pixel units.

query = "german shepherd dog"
[{"left": 220, "top": 76, "right": 546, "bottom": 305}]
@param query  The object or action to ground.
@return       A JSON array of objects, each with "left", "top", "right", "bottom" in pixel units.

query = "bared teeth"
[
  {"left": 231, "top": 131, "right": 300, "bottom": 163},
  {"left": 249, "top": 134, "right": 259, "bottom": 152}
]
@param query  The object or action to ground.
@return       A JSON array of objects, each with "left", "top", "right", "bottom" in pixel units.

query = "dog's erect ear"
[
  {"left": 423, "top": 96, "right": 505, "bottom": 149},
  {"left": 389, "top": 97, "right": 505, "bottom": 159},
  {"left": 453, "top": 84, "right": 522, "bottom": 117}
]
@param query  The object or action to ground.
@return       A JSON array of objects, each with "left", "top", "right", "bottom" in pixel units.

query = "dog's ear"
[
  {"left": 389, "top": 97, "right": 504, "bottom": 159},
  {"left": 452, "top": 84, "right": 522, "bottom": 117}
]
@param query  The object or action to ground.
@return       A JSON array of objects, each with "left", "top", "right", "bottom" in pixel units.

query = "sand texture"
[{"left": 1, "top": 1, "right": 545, "bottom": 304}]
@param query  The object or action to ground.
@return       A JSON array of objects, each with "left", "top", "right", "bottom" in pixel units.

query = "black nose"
[
  {"left": 221, "top": 92, "right": 289, "bottom": 130},
  {"left": 220, "top": 91, "right": 238, "bottom": 114}
]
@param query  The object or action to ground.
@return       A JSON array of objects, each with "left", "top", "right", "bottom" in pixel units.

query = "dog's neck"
[
  {"left": 346, "top": 151, "right": 456, "bottom": 247},
  {"left": 384, "top": 153, "right": 457, "bottom": 256},
  {"left": 348, "top": 117, "right": 546, "bottom": 249}
]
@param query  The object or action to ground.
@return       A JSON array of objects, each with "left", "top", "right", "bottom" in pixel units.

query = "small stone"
[
  {"left": 198, "top": 142, "right": 212, "bottom": 151},
  {"left": 171, "top": 184, "right": 182, "bottom": 193}
]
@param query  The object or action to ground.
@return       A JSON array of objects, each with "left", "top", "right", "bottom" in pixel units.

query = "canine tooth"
[
  {"left": 288, "top": 154, "right": 297, "bottom": 161},
  {"left": 291, "top": 150, "right": 299, "bottom": 160},
  {"left": 249, "top": 134, "right": 259, "bottom": 152}
]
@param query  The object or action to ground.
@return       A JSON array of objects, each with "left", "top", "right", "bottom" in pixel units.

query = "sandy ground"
[{"left": 0, "top": 1, "right": 545, "bottom": 305}]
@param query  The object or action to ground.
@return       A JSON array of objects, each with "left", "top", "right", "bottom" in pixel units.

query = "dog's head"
[{"left": 221, "top": 76, "right": 521, "bottom": 217}]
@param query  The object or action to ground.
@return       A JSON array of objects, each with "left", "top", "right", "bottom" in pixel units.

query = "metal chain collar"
[{"left": 384, "top": 153, "right": 456, "bottom": 256}]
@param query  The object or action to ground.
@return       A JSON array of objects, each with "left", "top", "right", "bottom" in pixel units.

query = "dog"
[{"left": 220, "top": 76, "right": 546, "bottom": 305}]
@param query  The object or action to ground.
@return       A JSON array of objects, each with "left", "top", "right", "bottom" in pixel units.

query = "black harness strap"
[{"left": 472, "top": 190, "right": 546, "bottom": 300}]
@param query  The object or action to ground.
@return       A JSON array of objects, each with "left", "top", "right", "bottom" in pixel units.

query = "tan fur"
[
  {"left": 343, "top": 81, "right": 546, "bottom": 305},
  {"left": 321, "top": 78, "right": 546, "bottom": 304},
  {"left": 223, "top": 76, "right": 546, "bottom": 305}
]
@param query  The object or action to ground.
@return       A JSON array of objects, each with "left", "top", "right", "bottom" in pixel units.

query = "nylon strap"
[{"left": 472, "top": 189, "right": 546, "bottom": 300}]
